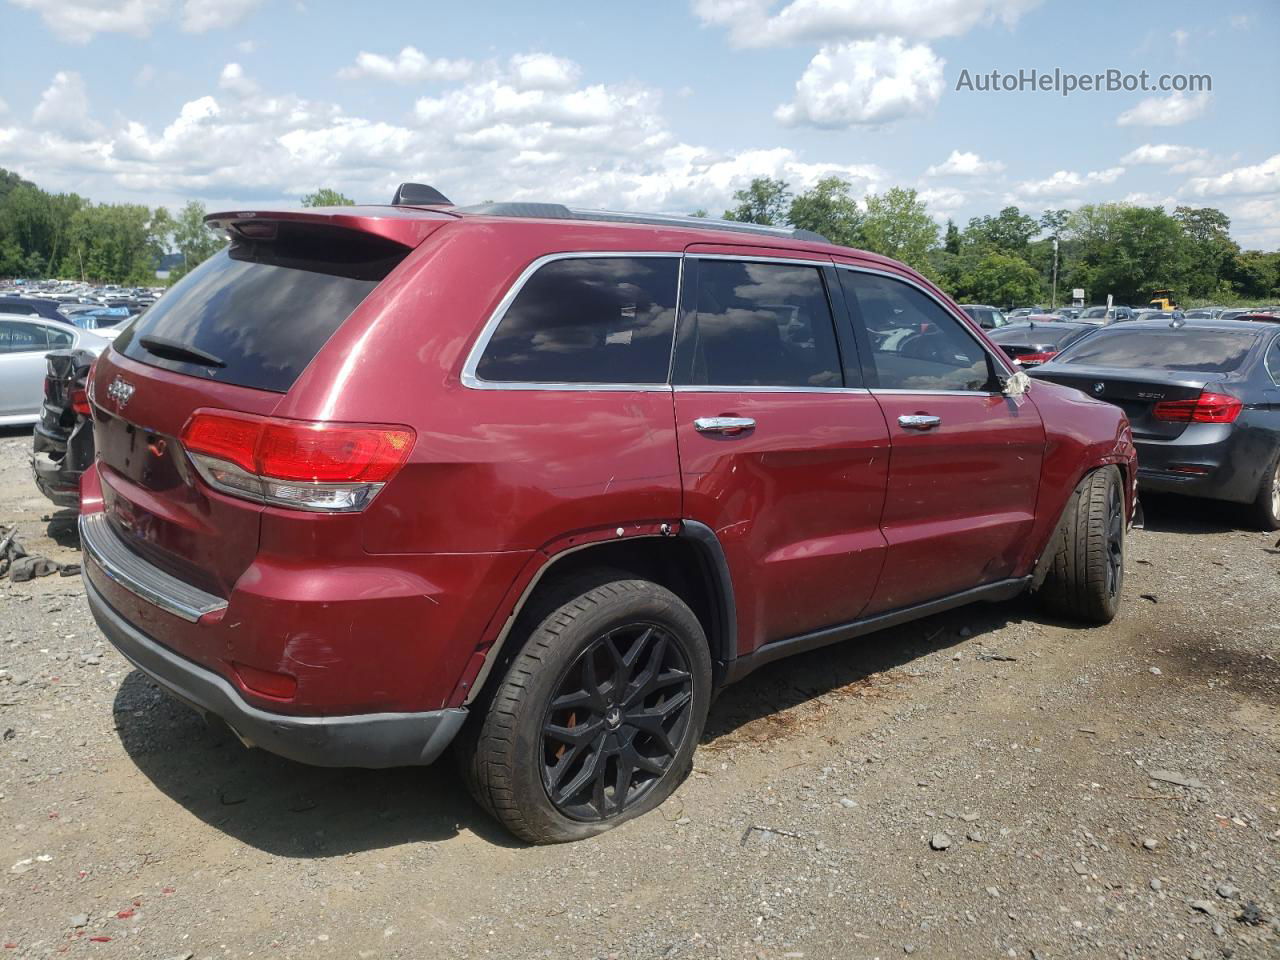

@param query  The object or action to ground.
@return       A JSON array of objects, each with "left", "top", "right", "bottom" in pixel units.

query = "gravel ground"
[{"left": 1, "top": 423, "right": 1277, "bottom": 960}]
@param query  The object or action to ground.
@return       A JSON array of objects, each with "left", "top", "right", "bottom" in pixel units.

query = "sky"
[{"left": 1, "top": 0, "right": 1278, "bottom": 247}]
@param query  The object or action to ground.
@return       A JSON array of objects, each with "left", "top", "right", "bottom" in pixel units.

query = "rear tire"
[
  {"left": 1249, "top": 454, "right": 1280, "bottom": 531},
  {"left": 459, "top": 577, "right": 712, "bottom": 844},
  {"left": 1038, "top": 467, "right": 1125, "bottom": 624}
]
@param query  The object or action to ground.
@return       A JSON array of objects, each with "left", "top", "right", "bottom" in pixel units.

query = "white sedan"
[{"left": 0, "top": 314, "right": 113, "bottom": 426}]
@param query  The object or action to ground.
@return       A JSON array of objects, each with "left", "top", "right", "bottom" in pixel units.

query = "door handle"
[
  {"left": 694, "top": 416, "right": 756, "bottom": 435},
  {"left": 898, "top": 414, "right": 942, "bottom": 430}
]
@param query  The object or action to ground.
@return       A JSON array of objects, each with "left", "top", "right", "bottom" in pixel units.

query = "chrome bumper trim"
[{"left": 78, "top": 512, "right": 227, "bottom": 623}]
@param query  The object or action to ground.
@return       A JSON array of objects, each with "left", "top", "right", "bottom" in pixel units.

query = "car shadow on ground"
[
  {"left": 112, "top": 592, "right": 1055, "bottom": 857},
  {"left": 0, "top": 425, "right": 34, "bottom": 440},
  {"left": 1138, "top": 492, "right": 1257, "bottom": 535}
]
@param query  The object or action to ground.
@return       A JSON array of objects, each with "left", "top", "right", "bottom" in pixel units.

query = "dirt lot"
[{"left": 0, "top": 424, "right": 1277, "bottom": 960}]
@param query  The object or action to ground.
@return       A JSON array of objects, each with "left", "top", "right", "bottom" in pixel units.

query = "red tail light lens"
[
  {"left": 180, "top": 410, "right": 415, "bottom": 512},
  {"left": 1152, "top": 392, "right": 1243, "bottom": 424},
  {"left": 231, "top": 662, "right": 297, "bottom": 700},
  {"left": 70, "top": 388, "right": 91, "bottom": 416},
  {"left": 1015, "top": 351, "right": 1057, "bottom": 366}
]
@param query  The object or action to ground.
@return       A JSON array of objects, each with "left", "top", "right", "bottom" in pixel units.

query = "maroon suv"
[{"left": 80, "top": 193, "right": 1137, "bottom": 843}]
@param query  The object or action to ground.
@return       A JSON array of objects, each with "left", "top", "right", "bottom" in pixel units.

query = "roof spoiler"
[{"left": 391, "top": 183, "right": 452, "bottom": 206}]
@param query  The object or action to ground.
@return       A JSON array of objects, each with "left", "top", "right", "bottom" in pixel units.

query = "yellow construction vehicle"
[{"left": 1149, "top": 289, "right": 1177, "bottom": 310}]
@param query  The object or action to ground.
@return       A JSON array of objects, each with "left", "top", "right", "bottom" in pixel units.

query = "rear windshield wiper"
[{"left": 138, "top": 335, "right": 226, "bottom": 368}]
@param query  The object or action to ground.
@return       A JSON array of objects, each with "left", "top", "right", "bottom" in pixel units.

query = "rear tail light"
[
  {"left": 1152, "top": 391, "right": 1243, "bottom": 424},
  {"left": 180, "top": 410, "right": 415, "bottom": 513},
  {"left": 70, "top": 388, "right": 91, "bottom": 416},
  {"left": 1014, "top": 351, "right": 1057, "bottom": 366},
  {"left": 231, "top": 662, "right": 297, "bottom": 700}
]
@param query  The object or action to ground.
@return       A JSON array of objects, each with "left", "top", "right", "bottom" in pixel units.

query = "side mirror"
[{"left": 1001, "top": 371, "right": 1033, "bottom": 397}]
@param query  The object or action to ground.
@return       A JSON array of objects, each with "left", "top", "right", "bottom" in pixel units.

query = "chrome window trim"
[
  {"left": 689, "top": 253, "right": 833, "bottom": 269},
  {"left": 674, "top": 384, "right": 870, "bottom": 395},
  {"left": 460, "top": 251, "right": 683, "bottom": 392},
  {"left": 833, "top": 262, "right": 1017, "bottom": 386},
  {"left": 871, "top": 388, "right": 1003, "bottom": 398}
]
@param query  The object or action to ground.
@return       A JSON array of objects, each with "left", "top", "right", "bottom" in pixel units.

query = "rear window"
[
  {"left": 990, "top": 324, "right": 1086, "bottom": 348},
  {"left": 114, "top": 223, "right": 408, "bottom": 392},
  {"left": 1057, "top": 328, "right": 1259, "bottom": 373},
  {"left": 474, "top": 256, "right": 678, "bottom": 384}
]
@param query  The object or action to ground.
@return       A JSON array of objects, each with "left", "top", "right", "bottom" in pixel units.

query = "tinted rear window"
[
  {"left": 475, "top": 256, "right": 678, "bottom": 384},
  {"left": 114, "top": 223, "right": 408, "bottom": 392},
  {"left": 1058, "top": 328, "right": 1259, "bottom": 373}
]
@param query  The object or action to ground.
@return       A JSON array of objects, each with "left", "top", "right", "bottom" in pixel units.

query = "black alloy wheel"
[{"left": 541, "top": 623, "right": 694, "bottom": 821}]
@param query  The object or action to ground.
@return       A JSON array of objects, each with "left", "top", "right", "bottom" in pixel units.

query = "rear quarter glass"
[{"left": 114, "top": 223, "right": 409, "bottom": 393}]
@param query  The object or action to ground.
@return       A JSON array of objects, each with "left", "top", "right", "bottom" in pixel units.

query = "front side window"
[
  {"left": 674, "top": 259, "right": 843, "bottom": 388},
  {"left": 0, "top": 321, "right": 48, "bottom": 354},
  {"left": 842, "top": 271, "right": 993, "bottom": 392},
  {"left": 475, "top": 256, "right": 678, "bottom": 384}
]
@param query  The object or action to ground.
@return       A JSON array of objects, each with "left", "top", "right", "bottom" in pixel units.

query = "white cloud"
[
  {"left": 0, "top": 97, "right": 8, "bottom": 116},
  {"left": 1185, "top": 153, "right": 1280, "bottom": 197},
  {"left": 916, "top": 186, "right": 967, "bottom": 216},
  {"left": 134, "top": 64, "right": 157, "bottom": 87},
  {"left": 1120, "top": 143, "right": 1211, "bottom": 174},
  {"left": 925, "top": 149, "right": 1004, "bottom": 177},
  {"left": 180, "top": 0, "right": 262, "bottom": 32},
  {"left": 1229, "top": 14, "right": 1253, "bottom": 29},
  {"left": 9, "top": 0, "right": 263, "bottom": 42},
  {"left": 692, "top": 0, "right": 1042, "bottom": 47},
  {"left": 1012, "top": 167, "right": 1125, "bottom": 200},
  {"left": 508, "top": 53, "right": 580, "bottom": 91},
  {"left": 338, "top": 46, "right": 474, "bottom": 84},
  {"left": 236, "top": 38, "right": 255, "bottom": 54},
  {"left": 8, "top": 0, "right": 171, "bottom": 43},
  {"left": 218, "top": 62, "right": 258, "bottom": 96},
  {"left": 31, "top": 71, "right": 99, "bottom": 140},
  {"left": 775, "top": 37, "right": 944, "bottom": 127},
  {"left": 1116, "top": 91, "right": 1211, "bottom": 127},
  {"left": 1171, "top": 28, "right": 1189, "bottom": 50},
  {"left": 0, "top": 51, "right": 887, "bottom": 217}
]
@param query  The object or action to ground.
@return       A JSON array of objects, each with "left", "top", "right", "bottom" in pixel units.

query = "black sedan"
[
  {"left": 1029, "top": 319, "right": 1280, "bottom": 529},
  {"left": 986, "top": 320, "right": 1099, "bottom": 367}
]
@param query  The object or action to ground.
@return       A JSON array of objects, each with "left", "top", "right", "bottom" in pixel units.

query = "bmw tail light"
[
  {"left": 180, "top": 410, "right": 415, "bottom": 512},
  {"left": 1014, "top": 351, "right": 1057, "bottom": 366},
  {"left": 1152, "top": 391, "right": 1243, "bottom": 424}
]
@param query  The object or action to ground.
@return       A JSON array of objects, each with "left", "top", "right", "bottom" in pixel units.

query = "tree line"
[
  {"left": 712, "top": 176, "right": 1279, "bottom": 307},
  {"left": 1, "top": 165, "right": 1275, "bottom": 305},
  {"left": 0, "top": 169, "right": 352, "bottom": 285}
]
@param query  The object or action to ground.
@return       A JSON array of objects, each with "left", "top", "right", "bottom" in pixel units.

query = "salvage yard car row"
[{"left": 1, "top": 192, "right": 1279, "bottom": 845}]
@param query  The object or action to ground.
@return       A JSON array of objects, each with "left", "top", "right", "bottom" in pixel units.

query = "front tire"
[
  {"left": 1039, "top": 467, "right": 1125, "bottom": 624},
  {"left": 1249, "top": 454, "right": 1280, "bottom": 531},
  {"left": 460, "top": 577, "right": 712, "bottom": 844}
]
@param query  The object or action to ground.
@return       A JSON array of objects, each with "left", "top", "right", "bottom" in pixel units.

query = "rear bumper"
[
  {"left": 31, "top": 418, "right": 93, "bottom": 508},
  {"left": 1135, "top": 423, "right": 1271, "bottom": 505},
  {"left": 84, "top": 572, "right": 468, "bottom": 768}
]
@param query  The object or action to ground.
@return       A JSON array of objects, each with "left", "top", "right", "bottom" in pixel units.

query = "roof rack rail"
[{"left": 450, "top": 202, "right": 830, "bottom": 244}]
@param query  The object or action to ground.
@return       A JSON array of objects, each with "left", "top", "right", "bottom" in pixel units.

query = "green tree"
[
  {"left": 956, "top": 250, "right": 1045, "bottom": 306},
  {"left": 1230, "top": 250, "right": 1280, "bottom": 299},
  {"left": 943, "top": 219, "right": 961, "bottom": 255},
  {"left": 964, "top": 206, "right": 1039, "bottom": 255},
  {"left": 1039, "top": 208, "right": 1070, "bottom": 236},
  {"left": 301, "top": 187, "right": 354, "bottom": 207},
  {"left": 62, "top": 203, "right": 164, "bottom": 283},
  {"left": 1062, "top": 203, "right": 1190, "bottom": 304},
  {"left": 861, "top": 188, "right": 939, "bottom": 274},
  {"left": 788, "top": 176, "right": 864, "bottom": 247},
  {"left": 1173, "top": 206, "right": 1238, "bottom": 299},
  {"left": 723, "top": 177, "right": 791, "bottom": 225},
  {"left": 169, "top": 200, "right": 226, "bottom": 277}
]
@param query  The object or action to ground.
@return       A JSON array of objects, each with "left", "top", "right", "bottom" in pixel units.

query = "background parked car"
[
  {"left": 0, "top": 315, "right": 111, "bottom": 425},
  {"left": 987, "top": 320, "right": 1098, "bottom": 367},
  {"left": 1029, "top": 318, "right": 1280, "bottom": 529},
  {"left": 31, "top": 348, "right": 96, "bottom": 507},
  {"left": 959, "top": 304, "right": 1008, "bottom": 329},
  {"left": 0, "top": 296, "right": 70, "bottom": 324}
]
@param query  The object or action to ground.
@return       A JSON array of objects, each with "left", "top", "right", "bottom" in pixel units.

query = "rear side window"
[
  {"left": 1058, "top": 329, "right": 1259, "bottom": 373},
  {"left": 842, "top": 271, "right": 992, "bottom": 392},
  {"left": 674, "top": 259, "right": 843, "bottom": 388},
  {"left": 475, "top": 256, "right": 678, "bottom": 384},
  {"left": 114, "top": 222, "right": 408, "bottom": 393},
  {"left": 0, "top": 320, "right": 47, "bottom": 353}
]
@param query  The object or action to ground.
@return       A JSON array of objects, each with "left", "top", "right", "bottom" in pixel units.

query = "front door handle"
[
  {"left": 898, "top": 414, "right": 942, "bottom": 430},
  {"left": 694, "top": 416, "right": 756, "bottom": 435}
]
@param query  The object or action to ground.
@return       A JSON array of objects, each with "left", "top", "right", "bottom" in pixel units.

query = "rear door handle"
[
  {"left": 694, "top": 416, "right": 756, "bottom": 435},
  {"left": 898, "top": 414, "right": 942, "bottom": 430}
]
